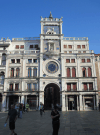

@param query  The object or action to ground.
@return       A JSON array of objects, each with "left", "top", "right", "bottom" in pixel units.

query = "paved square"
[{"left": 0, "top": 110, "right": 100, "bottom": 135}]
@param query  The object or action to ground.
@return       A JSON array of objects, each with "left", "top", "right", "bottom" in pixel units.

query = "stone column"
[
  {"left": 32, "top": 67, "right": 33, "bottom": 77},
  {"left": 62, "top": 94, "right": 66, "bottom": 111},
  {"left": 14, "top": 68, "right": 16, "bottom": 77},
  {"left": 79, "top": 94, "right": 82, "bottom": 111},
  {"left": 77, "top": 95, "right": 79, "bottom": 111},
  {"left": 7, "top": 96, "right": 9, "bottom": 111},
  {"left": 70, "top": 67, "right": 72, "bottom": 77},
  {"left": 86, "top": 67, "right": 88, "bottom": 77},
  {"left": 83, "top": 95, "right": 85, "bottom": 110},
  {"left": 2, "top": 95, "right": 6, "bottom": 112},
  {"left": 66, "top": 95, "right": 68, "bottom": 111},
  {"left": 21, "top": 95, "right": 24, "bottom": 104},
  {"left": 23, "top": 59, "right": 26, "bottom": 77},
  {"left": 19, "top": 96, "right": 20, "bottom": 103},
  {"left": 96, "top": 94, "right": 99, "bottom": 110}
]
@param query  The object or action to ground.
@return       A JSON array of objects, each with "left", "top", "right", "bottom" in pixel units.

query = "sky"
[{"left": 0, "top": 0, "right": 100, "bottom": 54}]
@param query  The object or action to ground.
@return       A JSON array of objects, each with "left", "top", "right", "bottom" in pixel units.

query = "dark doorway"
[
  {"left": 27, "top": 95, "right": 36, "bottom": 109},
  {"left": 9, "top": 96, "right": 18, "bottom": 109},
  {"left": 68, "top": 95, "right": 77, "bottom": 110},
  {"left": 44, "top": 83, "right": 60, "bottom": 110}
]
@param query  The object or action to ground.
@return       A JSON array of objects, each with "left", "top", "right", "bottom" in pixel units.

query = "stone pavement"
[{"left": 0, "top": 110, "right": 100, "bottom": 135}]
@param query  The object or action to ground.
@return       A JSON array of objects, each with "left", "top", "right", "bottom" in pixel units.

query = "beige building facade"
[{"left": 0, "top": 13, "right": 99, "bottom": 111}]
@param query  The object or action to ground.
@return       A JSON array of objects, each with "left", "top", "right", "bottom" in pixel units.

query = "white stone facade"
[{"left": 0, "top": 13, "right": 99, "bottom": 111}]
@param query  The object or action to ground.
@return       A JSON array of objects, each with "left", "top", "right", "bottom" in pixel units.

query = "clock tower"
[{"left": 39, "top": 12, "right": 63, "bottom": 108}]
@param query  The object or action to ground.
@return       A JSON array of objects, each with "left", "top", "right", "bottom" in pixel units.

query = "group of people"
[{"left": 5, "top": 103, "right": 60, "bottom": 135}]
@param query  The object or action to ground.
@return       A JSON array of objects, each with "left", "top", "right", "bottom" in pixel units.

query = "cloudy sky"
[{"left": 0, "top": 0, "right": 100, "bottom": 54}]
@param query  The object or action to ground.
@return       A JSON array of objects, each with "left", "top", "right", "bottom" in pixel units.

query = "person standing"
[
  {"left": 42, "top": 104, "right": 45, "bottom": 114},
  {"left": 5, "top": 104, "right": 17, "bottom": 135},
  {"left": 51, "top": 105, "right": 60, "bottom": 135},
  {"left": 39, "top": 103, "right": 43, "bottom": 116},
  {"left": 26, "top": 103, "right": 29, "bottom": 112}
]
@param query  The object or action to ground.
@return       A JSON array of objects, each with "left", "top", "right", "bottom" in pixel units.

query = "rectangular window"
[
  {"left": 64, "top": 51, "right": 67, "bottom": 53},
  {"left": 83, "top": 83, "right": 88, "bottom": 90},
  {"left": 82, "top": 59, "right": 85, "bottom": 63},
  {"left": 87, "top": 59, "right": 90, "bottom": 62},
  {"left": 15, "top": 84, "right": 19, "bottom": 91},
  {"left": 27, "top": 83, "right": 31, "bottom": 90},
  {"left": 67, "top": 83, "right": 71, "bottom": 91},
  {"left": 77, "top": 45, "right": 81, "bottom": 49},
  {"left": 35, "top": 45, "right": 38, "bottom": 48},
  {"left": 71, "top": 59, "right": 75, "bottom": 63},
  {"left": 11, "top": 59, "right": 15, "bottom": 63},
  {"left": 50, "top": 43, "right": 54, "bottom": 51},
  {"left": 28, "top": 59, "right": 32, "bottom": 63},
  {"left": 68, "top": 45, "right": 72, "bottom": 48},
  {"left": 33, "top": 83, "right": 37, "bottom": 91},
  {"left": 89, "top": 83, "right": 93, "bottom": 90},
  {"left": 64, "top": 45, "right": 67, "bottom": 48},
  {"left": 30, "top": 45, "right": 33, "bottom": 48},
  {"left": 16, "top": 45, "right": 19, "bottom": 49},
  {"left": 82, "top": 45, "right": 85, "bottom": 48},
  {"left": 16, "top": 59, "right": 20, "bottom": 63},
  {"left": 33, "top": 59, "right": 37, "bottom": 63},
  {"left": 83, "top": 51, "right": 86, "bottom": 53},
  {"left": 66, "top": 59, "right": 70, "bottom": 63},
  {"left": 9, "top": 84, "right": 13, "bottom": 91},
  {"left": 78, "top": 51, "right": 81, "bottom": 53},
  {"left": 20, "top": 45, "right": 24, "bottom": 49},
  {"left": 73, "top": 83, "right": 77, "bottom": 91},
  {"left": 69, "top": 51, "right": 72, "bottom": 53}
]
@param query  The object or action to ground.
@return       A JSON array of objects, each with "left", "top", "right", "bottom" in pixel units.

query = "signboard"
[
  {"left": 69, "top": 98, "right": 74, "bottom": 101},
  {"left": 86, "top": 101, "right": 91, "bottom": 103}
]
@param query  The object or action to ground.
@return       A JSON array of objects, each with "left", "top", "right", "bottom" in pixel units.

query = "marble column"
[
  {"left": 21, "top": 96, "right": 24, "bottom": 104},
  {"left": 7, "top": 96, "right": 9, "bottom": 110},
  {"left": 66, "top": 95, "right": 68, "bottom": 111},
  {"left": 2, "top": 95, "right": 6, "bottom": 112},
  {"left": 79, "top": 94, "right": 82, "bottom": 111},
  {"left": 62, "top": 94, "right": 66, "bottom": 111},
  {"left": 96, "top": 94, "right": 99, "bottom": 110},
  {"left": 83, "top": 95, "right": 85, "bottom": 110},
  {"left": 77, "top": 95, "right": 79, "bottom": 111}
]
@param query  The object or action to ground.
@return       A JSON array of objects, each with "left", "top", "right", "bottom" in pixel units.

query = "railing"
[
  {"left": 82, "top": 89, "right": 94, "bottom": 91},
  {"left": 63, "top": 37, "right": 88, "bottom": 41},
  {"left": 64, "top": 50, "right": 94, "bottom": 53},
  {"left": 6, "top": 89, "right": 21, "bottom": 92},
  {"left": 41, "top": 18, "right": 62, "bottom": 21},
  {"left": 7, "top": 50, "right": 40, "bottom": 55},
  {"left": 67, "top": 89, "right": 77, "bottom": 91},
  {"left": 12, "top": 37, "right": 40, "bottom": 41},
  {"left": 25, "top": 89, "right": 37, "bottom": 92}
]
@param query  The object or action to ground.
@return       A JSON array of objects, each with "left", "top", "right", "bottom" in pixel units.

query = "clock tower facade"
[{"left": 39, "top": 12, "right": 64, "bottom": 110}]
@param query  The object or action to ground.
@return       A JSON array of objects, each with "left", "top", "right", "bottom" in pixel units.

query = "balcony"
[
  {"left": 25, "top": 89, "right": 37, "bottom": 92},
  {"left": 63, "top": 37, "right": 88, "bottom": 41},
  {"left": 7, "top": 50, "right": 40, "bottom": 55},
  {"left": 6, "top": 89, "right": 21, "bottom": 92},
  {"left": 67, "top": 89, "right": 77, "bottom": 91},
  {"left": 82, "top": 89, "right": 94, "bottom": 91}
]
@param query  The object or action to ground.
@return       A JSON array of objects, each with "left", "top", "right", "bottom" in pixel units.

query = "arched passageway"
[{"left": 44, "top": 83, "right": 60, "bottom": 110}]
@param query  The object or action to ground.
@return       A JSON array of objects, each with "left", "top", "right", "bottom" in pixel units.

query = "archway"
[{"left": 44, "top": 83, "right": 60, "bottom": 110}]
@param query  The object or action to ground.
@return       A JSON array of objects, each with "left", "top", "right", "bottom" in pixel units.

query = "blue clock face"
[{"left": 46, "top": 61, "right": 58, "bottom": 74}]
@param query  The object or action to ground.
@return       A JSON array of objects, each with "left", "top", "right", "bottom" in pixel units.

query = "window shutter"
[
  {"left": 64, "top": 45, "right": 67, "bottom": 48},
  {"left": 71, "top": 59, "right": 75, "bottom": 63},
  {"left": 82, "top": 59, "right": 85, "bottom": 63},
  {"left": 30, "top": 45, "right": 33, "bottom": 48},
  {"left": 73, "top": 83, "right": 76, "bottom": 90},
  {"left": 82, "top": 45, "right": 85, "bottom": 48},
  {"left": 89, "top": 83, "right": 93, "bottom": 90},
  {"left": 20, "top": 45, "right": 24, "bottom": 49},
  {"left": 84, "top": 83, "right": 87, "bottom": 90},
  {"left": 67, "top": 83, "right": 71, "bottom": 91},
  {"left": 68, "top": 45, "right": 72, "bottom": 48},
  {"left": 72, "top": 68, "right": 76, "bottom": 77},
  {"left": 77, "top": 45, "right": 81, "bottom": 48},
  {"left": 66, "top": 59, "right": 70, "bottom": 63},
  {"left": 16, "top": 45, "right": 19, "bottom": 49},
  {"left": 88, "top": 67, "right": 92, "bottom": 77},
  {"left": 67, "top": 68, "right": 70, "bottom": 77},
  {"left": 87, "top": 59, "right": 90, "bottom": 62}
]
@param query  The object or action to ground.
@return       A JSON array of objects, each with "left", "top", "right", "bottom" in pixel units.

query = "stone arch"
[{"left": 44, "top": 83, "right": 60, "bottom": 110}]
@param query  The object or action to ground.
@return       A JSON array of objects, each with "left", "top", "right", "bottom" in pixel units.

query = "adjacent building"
[{"left": 0, "top": 13, "right": 99, "bottom": 111}]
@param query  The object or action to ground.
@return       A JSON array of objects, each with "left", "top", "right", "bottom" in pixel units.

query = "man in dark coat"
[{"left": 5, "top": 104, "right": 17, "bottom": 135}]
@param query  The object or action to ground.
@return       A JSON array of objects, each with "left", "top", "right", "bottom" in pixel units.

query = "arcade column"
[
  {"left": 79, "top": 94, "right": 83, "bottom": 111},
  {"left": 62, "top": 94, "right": 66, "bottom": 111},
  {"left": 7, "top": 96, "right": 9, "bottom": 111},
  {"left": 66, "top": 95, "right": 68, "bottom": 111},
  {"left": 2, "top": 95, "right": 6, "bottom": 112},
  {"left": 21, "top": 95, "right": 25, "bottom": 104}
]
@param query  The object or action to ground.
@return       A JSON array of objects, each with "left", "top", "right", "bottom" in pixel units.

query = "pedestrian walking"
[
  {"left": 26, "top": 103, "right": 29, "bottom": 112},
  {"left": 39, "top": 103, "right": 43, "bottom": 116},
  {"left": 42, "top": 104, "right": 45, "bottom": 114},
  {"left": 5, "top": 104, "right": 17, "bottom": 135},
  {"left": 51, "top": 105, "right": 60, "bottom": 135},
  {"left": 19, "top": 103, "right": 22, "bottom": 119}
]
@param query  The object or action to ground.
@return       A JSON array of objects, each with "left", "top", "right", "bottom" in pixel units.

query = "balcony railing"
[
  {"left": 63, "top": 37, "right": 88, "bottom": 41},
  {"left": 82, "top": 89, "right": 94, "bottom": 91},
  {"left": 7, "top": 50, "right": 40, "bottom": 55},
  {"left": 12, "top": 37, "right": 40, "bottom": 41},
  {"left": 25, "top": 89, "right": 37, "bottom": 92},
  {"left": 67, "top": 89, "right": 77, "bottom": 91},
  {"left": 64, "top": 50, "right": 94, "bottom": 54},
  {"left": 6, "top": 89, "right": 21, "bottom": 92}
]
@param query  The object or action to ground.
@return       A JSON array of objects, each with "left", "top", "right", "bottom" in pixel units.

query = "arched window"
[
  {"left": 28, "top": 68, "right": 31, "bottom": 77},
  {"left": 72, "top": 68, "right": 76, "bottom": 77},
  {"left": 82, "top": 67, "right": 86, "bottom": 77},
  {"left": 16, "top": 68, "right": 20, "bottom": 77},
  {"left": 2, "top": 53, "right": 6, "bottom": 65},
  {"left": 33, "top": 68, "right": 37, "bottom": 77},
  {"left": 67, "top": 68, "right": 70, "bottom": 77},
  {"left": 11, "top": 68, "right": 14, "bottom": 77},
  {"left": 88, "top": 67, "right": 92, "bottom": 77}
]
